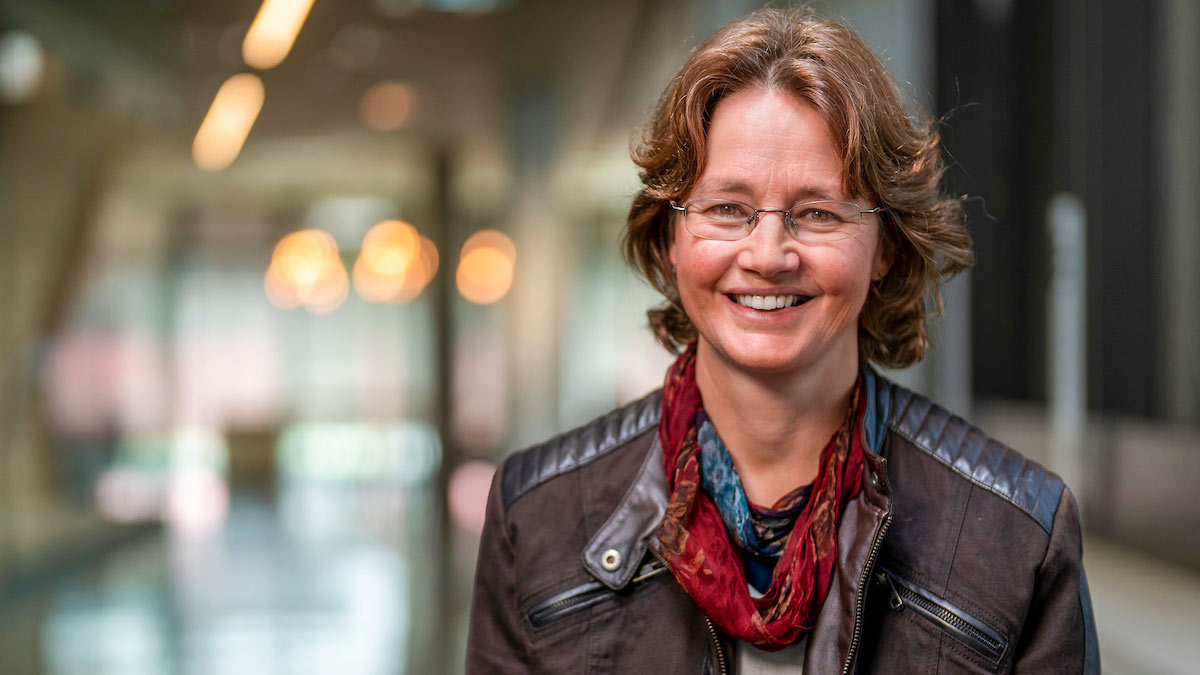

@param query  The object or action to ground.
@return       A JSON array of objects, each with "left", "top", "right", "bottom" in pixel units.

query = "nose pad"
[
  {"left": 749, "top": 209, "right": 795, "bottom": 236},
  {"left": 740, "top": 211, "right": 800, "bottom": 276}
]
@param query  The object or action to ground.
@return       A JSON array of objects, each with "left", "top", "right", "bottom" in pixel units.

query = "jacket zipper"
[
  {"left": 703, "top": 615, "right": 729, "bottom": 675},
  {"left": 875, "top": 565, "right": 1006, "bottom": 662},
  {"left": 526, "top": 557, "right": 668, "bottom": 629},
  {"left": 841, "top": 513, "right": 891, "bottom": 675}
]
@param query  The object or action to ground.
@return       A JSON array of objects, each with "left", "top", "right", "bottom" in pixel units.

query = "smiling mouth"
[{"left": 729, "top": 294, "right": 810, "bottom": 310}]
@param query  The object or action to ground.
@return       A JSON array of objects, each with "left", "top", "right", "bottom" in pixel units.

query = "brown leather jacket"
[{"left": 467, "top": 373, "right": 1099, "bottom": 673}]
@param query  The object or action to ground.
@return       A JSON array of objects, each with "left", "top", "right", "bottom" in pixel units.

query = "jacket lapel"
[
  {"left": 582, "top": 434, "right": 668, "bottom": 590},
  {"left": 805, "top": 449, "right": 893, "bottom": 673}
]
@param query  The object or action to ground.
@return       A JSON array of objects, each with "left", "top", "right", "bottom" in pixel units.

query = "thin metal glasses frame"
[{"left": 667, "top": 198, "right": 883, "bottom": 241}]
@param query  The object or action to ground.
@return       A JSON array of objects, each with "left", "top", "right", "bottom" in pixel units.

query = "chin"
[
  {"left": 698, "top": 328, "right": 862, "bottom": 381},
  {"left": 705, "top": 338, "right": 812, "bottom": 377}
]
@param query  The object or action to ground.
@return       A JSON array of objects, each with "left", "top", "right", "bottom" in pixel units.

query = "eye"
[
  {"left": 699, "top": 201, "right": 751, "bottom": 220},
  {"left": 790, "top": 203, "right": 853, "bottom": 228},
  {"left": 793, "top": 208, "right": 836, "bottom": 224}
]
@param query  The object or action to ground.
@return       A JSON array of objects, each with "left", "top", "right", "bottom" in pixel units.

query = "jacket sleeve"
[
  {"left": 1013, "top": 485, "right": 1100, "bottom": 674},
  {"left": 466, "top": 460, "right": 530, "bottom": 674}
]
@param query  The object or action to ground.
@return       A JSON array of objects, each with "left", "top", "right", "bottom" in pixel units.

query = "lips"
[{"left": 728, "top": 293, "right": 810, "bottom": 310}]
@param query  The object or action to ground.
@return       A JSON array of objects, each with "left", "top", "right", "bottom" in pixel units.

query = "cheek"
[
  {"left": 811, "top": 246, "right": 876, "bottom": 298},
  {"left": 674, "top": 241, "right": 733, "bottom": 291}
]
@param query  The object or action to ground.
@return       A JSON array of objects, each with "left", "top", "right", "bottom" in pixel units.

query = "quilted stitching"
[
  {"left": 885, "top": 383, "right": 1063, "bottom": 534},
  {"left": 501, "top": 390, "right": 662, "bottom": 508}
]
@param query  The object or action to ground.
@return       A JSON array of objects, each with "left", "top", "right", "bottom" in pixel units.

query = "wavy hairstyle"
[{"left": 621, "top": 7, "right": 973, "bottom": 368}]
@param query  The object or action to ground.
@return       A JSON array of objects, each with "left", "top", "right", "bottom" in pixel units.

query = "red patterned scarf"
[{"left": 656, "top": 344, "right": 866, "bottom": 649}]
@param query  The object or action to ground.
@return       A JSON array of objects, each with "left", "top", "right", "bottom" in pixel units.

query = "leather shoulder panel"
[
  {"left": 883, "top": 380, "right": 1064, "bottom": 534},
  {"left": 500, "top": 389, "right": 662, "bottom": 508}
]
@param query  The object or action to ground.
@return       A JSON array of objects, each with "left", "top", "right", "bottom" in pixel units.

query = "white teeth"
[{"left": 734, "top": 294, "right": 798, "bottom": 310}]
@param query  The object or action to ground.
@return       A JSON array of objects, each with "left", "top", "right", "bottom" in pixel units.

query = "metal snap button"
[
  {"left": 601, "top": 548, "right": 622, "bottom": 572},
  {"left": 870, "top": 471, "right": 879, "bottom": 486}
]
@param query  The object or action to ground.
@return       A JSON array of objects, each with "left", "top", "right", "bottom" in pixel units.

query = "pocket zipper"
[
  {"left": 875, "top": 565, "right": 1007, "bottom": 662},
  {"left": 527, "top": 557, "right": 668, "bottom": 629}
]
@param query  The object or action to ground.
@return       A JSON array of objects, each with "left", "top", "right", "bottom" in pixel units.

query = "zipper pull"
[
  {"left": 632, "top": 558, "right": 668, "bottom": 583},
  {"left": 874, "top": 571, "right": 904, "bottom": 610}
]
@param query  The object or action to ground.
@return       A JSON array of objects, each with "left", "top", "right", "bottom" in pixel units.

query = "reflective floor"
[
  {"left": 1085, "top": 538, "right": 1200, "bottom": 675},
  {"left": 0, "top": 489, "right": 432, "bottom": 675}
]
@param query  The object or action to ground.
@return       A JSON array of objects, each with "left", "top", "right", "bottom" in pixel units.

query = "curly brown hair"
[{"left": 621, "top": 7, "right": 973, "bottom": 368}]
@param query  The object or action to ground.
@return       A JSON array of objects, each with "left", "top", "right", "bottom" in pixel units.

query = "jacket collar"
[
  {"left": 583, "top": 369, "right": 894, "bottom": 592},
  {"left": 582, "top": 432, "right": 668, "bottom": 589}
]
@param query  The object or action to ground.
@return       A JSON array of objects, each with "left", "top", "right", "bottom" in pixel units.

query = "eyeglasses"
[{"left": 668, "top": 198, "right": 883, "bottom": 243}]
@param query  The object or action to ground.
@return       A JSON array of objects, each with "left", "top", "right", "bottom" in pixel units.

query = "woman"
[{"left": 468, "top": 8, "right": 1097, "bottom": 674}]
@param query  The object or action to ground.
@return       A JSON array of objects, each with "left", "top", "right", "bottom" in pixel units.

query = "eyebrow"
[{"left": 693, "top": 179, "right": 844, "bottom": 203}]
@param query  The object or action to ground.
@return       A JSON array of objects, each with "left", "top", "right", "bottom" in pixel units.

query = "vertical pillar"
[
  {"left": 409, "top": 143, "right": 455, "bottom": 675},
  {"left": 1159, "top": 0, "right": 1200, "bottom": 424},
  {"left": 1047, "top": 193, "right": 1086, "bottom": 504}
]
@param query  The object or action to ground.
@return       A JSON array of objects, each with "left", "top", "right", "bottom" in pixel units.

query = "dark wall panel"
[{"left": 936, "top": 0, "right": 1161, "bottom": 417}]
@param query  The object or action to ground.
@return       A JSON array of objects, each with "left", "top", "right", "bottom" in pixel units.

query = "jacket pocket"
[
  {"left": 875, "top": 565, "right": 1007, "bottom": 665},
  {"left": 526, "top": 556, "right": 668, "bottom": 629}
]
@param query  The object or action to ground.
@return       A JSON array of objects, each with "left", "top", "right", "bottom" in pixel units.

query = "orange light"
[
  {"left": 193, "top": 73, "right": 265, "bottom": 172},
  {"left": 461, "top": 229, "right": 515, "bottom": 264},
  {"left": 265, "top": 229, "right": 348, "bottom": 314},
  {"left": 303, "top": 257, "right": 349, "bottom": 314},
  {"left": 359, "top": 81, "right": 414, "bottom": 131},
  {"left": 456, "top": 248, "right": 513, "bottom": 305},
  {"left": 361, "top": 220, "right": 420, "bottom": 274},
  {"left": 392, "top": 235, "right": 439, "bottom": 303},
  {"left": 353, "top": 221, "right": 438, "bottom": 304},
  {"left": 242, "top": 0, "right": 316, "bottom": 70},
  {"left": 456, "top": 230, "right": 514, "bottom": 304}
]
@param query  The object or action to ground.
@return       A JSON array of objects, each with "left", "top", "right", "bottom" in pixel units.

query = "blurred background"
[{"left": 0, "top": 0, "right": 1196, "bottom": 673}]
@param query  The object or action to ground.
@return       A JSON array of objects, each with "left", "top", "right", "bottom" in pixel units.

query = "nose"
[{"left": 738, "top": 211, "right": 801, "bottom": 277}]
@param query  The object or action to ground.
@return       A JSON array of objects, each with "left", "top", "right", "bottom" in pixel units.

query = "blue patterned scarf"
[{"left": 696, "top": 411, "right": 813, "bottom": 565}]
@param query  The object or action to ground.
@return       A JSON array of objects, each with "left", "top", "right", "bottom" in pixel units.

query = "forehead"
[{"left": 693, "top": 88, "right": 849, "bottom": 200}]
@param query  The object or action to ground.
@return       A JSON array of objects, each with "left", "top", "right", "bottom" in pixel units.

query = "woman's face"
[{"left": 669, "top": 87, "right": 889, "bottom": 380}]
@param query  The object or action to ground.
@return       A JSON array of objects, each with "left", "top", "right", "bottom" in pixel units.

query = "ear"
[{"left": 871, "top": 231, "right": 895, "bottom": 282}]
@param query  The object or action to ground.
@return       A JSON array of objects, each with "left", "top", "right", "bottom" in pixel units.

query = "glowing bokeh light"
[
  {"left": 456, "top": 242, "right": 514, "bottom": 305},
  {"left": 303, "top": 257, "right": 350, "bottom": 315},
  {"left": 359, "top": 81, "right": 415, "bottom": 131},
  {"left": 242, "top": 0, "right": 316, "bottom": 70},
  {"left": 192, "top": 73, "right": 265, "bottom": 172},
  {"left": 457, "top": 230, "right": 514, "bottom": 304},
  {"left": 353, "top": 256, "right": 407, "bottom": 304},
  {"left": 361, "top": 220, "right": 420, "bottom": 274},
  {"left": 460, "top": 229, "right": 516, "bottom": 264},
  {"left": 265, "top": 229, "right": 349, "bottom": 314},
  {"left": 353, "top": 221, "right": 438, "bottom": 304},
  {"left": 394, "top": 235, "right": 440, "bottom": 303}
]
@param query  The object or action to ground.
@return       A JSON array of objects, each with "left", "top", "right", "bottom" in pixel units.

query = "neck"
[{"left": 695, "top": 341, "right": 859, "bottom": 506}]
